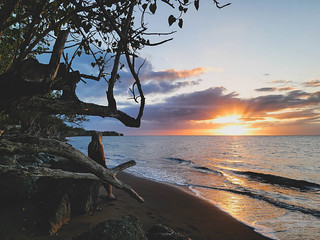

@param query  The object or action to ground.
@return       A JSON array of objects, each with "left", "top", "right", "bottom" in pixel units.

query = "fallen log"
[{"left": 0, "top": 135, "right": 144, "bottom": 202}]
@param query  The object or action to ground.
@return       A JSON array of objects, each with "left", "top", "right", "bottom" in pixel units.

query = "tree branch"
[
  {"left": 213, "top": 0, "right": 231, "bottom": 9},
  {"left": 107, "top": 50, "right": 121, "bottom": 109},
  {"left": 124, "top": 50, "right": 145, "bottom": 122},
  {"left": 0, "top": 135, "right": 144, "bottom": 202},
  {"left": 0, "top": 0, "right": 20, "bottom": 37},
  {"left": 12, "top": 96, "right": 141, "bottom": 127},
  {"left": 0, "top": 164, "right": 100, "bottom": 180},
  {"left": 46, "top": 30, "right": 69, "bottom": 82}
]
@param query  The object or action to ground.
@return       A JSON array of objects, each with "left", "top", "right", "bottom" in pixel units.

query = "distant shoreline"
[{"left": 64, "top": 128, "right": 123, "bottom": 137}]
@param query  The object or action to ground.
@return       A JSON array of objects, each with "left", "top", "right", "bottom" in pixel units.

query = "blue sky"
[{"left": 73, "top": 0, "right": 320, "bottom": 135}]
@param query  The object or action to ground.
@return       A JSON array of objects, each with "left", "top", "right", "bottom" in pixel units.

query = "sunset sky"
[{"left": 75, "top": 0, "right": 320, "bottom": 135}]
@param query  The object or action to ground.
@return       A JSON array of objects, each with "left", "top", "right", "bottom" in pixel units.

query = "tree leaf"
[
  {"left": 168, "top": 15, "right": 176, "bottom": 26},
  {"left": 178, "top": 18, "right": 183, "bottom": 28},
  {"left": 149, "top": 3, "right": 157, "bottom": 14},
  {"left": 194, "top": 0, "right": 199, "bottom": 10},
  {"left": 142, "top": 4, "right": 147, "bottom": 10}
]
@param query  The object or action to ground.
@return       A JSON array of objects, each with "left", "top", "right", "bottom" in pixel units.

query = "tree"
[{"left": 0, "top": 0, "right": 230, "bottom": 202}]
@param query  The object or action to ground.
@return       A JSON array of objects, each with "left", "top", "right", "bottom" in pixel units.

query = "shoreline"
[{"left": 0, "top": 171, "right": 272, "bottom": 240}]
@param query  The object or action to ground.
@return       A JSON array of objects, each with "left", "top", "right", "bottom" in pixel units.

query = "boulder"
[
  {"left": 147, "top": 224, "right": 192, "bottom": 240},
  {"left": 49, "top": 158, "right": 100, "bottom": 215},
  {"left": 38, "top": 193, "right": 71, "bottom": 235},
  {"left": 0, "top": 174, "right": 36, "bottom": 203},
  {"left": 0, "top": 155, "right": 37, "bottom": 203},
  {"left": 73, "top": 215, "right": 147, "bottom": 240}
]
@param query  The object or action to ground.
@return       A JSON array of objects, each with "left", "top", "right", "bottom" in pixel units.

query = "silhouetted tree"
[{"left": 0, "top": 0, "right": 230, "bottom": 201}]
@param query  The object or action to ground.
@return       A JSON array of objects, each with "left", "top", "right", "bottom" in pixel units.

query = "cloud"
[
  {"left": 137, "top": 87, "right": 243, "bottom": 123},
  {"left": 255, "top": 87, "right": 296, "bottom": 92},
  {"left": 255, "top": 87, "right": 277, "bottom": 92},
  {"left": 272, "top": 79, "right": 293, "bottom": 84},
  {"left": 142, "top": 79, "right": 202, "bottom": 95},
  {"left": 141, "top": 67, "right": 211, "bottom": 82},
  {"left": 82, "top": 85, "right": 320, "bottom": 135},
  {"left": 75, "top": 57, "right": 211, "bottom": 101},
  {"left": 269, "top": 110, "right": 319, "bottom": 120},
  {"left": 246, "top": 90, "right": 319, "bottom": 114},
  {"left": 303, "top": 79, "right": 320, "bottom": 87},
  {"left": 278, "top": 87, "right": 295, "bottom": 91},
  {"left": 120, "top": 88, "right": 320, "bottom": 132},
  {"left": 72, "top": 53, "right": 320, "bottom": 134}
]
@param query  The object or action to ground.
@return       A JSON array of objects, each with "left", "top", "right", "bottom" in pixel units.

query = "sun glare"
[
  {"left": 212, "top": 115, "right": 241, "bottom": 124},
  {"left": 210, "top": 114, "right": 253, "bottom": 135},
  {"left": 195, "top": 114, "right": 257, "bottom": 135},
  {"left": 216, "top": 125, "right": 249, "bottom": 135}
]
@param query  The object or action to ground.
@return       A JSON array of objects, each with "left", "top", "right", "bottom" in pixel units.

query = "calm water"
[{"left": 68, "top": 136, "right": 320, "bottom": 240}]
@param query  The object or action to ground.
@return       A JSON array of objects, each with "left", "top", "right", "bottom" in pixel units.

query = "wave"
[
  {"left": 189, "top": 184, "right": 320, "bottom": 219},
  {"left": 192, "top": 166, "right": 223, "bottom": 175},
  {"left": 233, "top": 170, "right": 320, "bottom": 191},
  {"left": 165, "top": 157, "right": 194, "bottom": 164}
]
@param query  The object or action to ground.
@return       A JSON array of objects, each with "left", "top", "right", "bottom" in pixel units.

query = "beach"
[{"left": 0, "top": 172, "right": 270, "bottom": 240}]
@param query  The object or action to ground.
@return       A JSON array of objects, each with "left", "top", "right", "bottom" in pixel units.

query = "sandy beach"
[{"left": 0, "top": 172, "right": 271, "bottom": 240}]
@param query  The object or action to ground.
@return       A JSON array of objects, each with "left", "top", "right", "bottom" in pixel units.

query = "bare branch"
[
  {"left": 161, "top": 0, "right": 175, "bottom": 9},
  {"left": 137, "top": 58, "right": 147, "bottom": 75},
  {"left": 124, "top": 50, "right": 145, "bottom": 122},
  {"left": 46, "top": 30, "right": 69, "bottom": 82},
  {"left": 80, "top": 74, "right": 100, "bottom": 81},
  {"left": 142, "top": 31, "right": 177, "bottom": 36},
  {"left": 107, "top": 50, "right": 121, "bottom": 109},
  {"left": 110, "top": 160, "right": 136, "bottom": 177},
  {"left": 142, "top": 38, "right": 174, "bottom": 46},
  {"left": 213, "top": 0, "right": 231, "bottom": 9},
  {"left": 1, "top": 135, "right": 144, "bottom": 202},
  {"left": 0, "top": 164, "right": 100, "bottom": 180},
  {"left": 13, "top": 96, "right": 141, "bottom": 127}
]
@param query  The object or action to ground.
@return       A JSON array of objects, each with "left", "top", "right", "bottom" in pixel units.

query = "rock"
[
  {"left": 16, "top": 154, "right": 43, "bottom": 166},
  {"left": 38, "top": 152, "right": 56, "bottom": 163},
  {"left": 0, "top": 175, "right": 36, "bottom": 203},
  {"left": 0, "top": 155, "right": 16, "bottom": 165},
  {"left": 49, "top": 158, "right": 100, "bottom": 215},
  {"left": 0, "top": 156, "right": 37, "bottom": 203},
  {"left": 147, "top": 224, "right": 192, "bottom": 240},
  {"left": 39, "top": 193, "right": 71, "bottom": 236},
  {"left": 73, "top": 215, "right": 147, "bottom": 240},
  {"left": 0, "top": 155, "right": 37, "bottom": 203},
  {"left": 67, "top": 178, "right": 100, "bottom": 215}
]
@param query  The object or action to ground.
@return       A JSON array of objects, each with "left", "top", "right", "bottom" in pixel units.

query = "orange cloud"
[
  {"left": 278, "top": 87, "right": 295, "bottom": 91},
  {"left": 145, "top": 67, "right": 211, "bottom": 81},
  {"left": 303, "top": 79, "right": 320, "bottom": 87}
]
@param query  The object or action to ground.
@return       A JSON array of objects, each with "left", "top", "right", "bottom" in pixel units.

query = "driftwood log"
[{"left": 0, "top": 135, "right": 144, "bottom": 202}]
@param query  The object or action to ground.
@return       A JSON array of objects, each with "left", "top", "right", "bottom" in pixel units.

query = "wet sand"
[{"left": 0, "top": 172, "right": 271, "bottom": 240}]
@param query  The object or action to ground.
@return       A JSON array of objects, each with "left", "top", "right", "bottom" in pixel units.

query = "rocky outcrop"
[
  {"left": 0, "top": 155, "right": 37, "bottom": 203},
  {"left": 147, "top": 224, "right": 192, "bottom": 240},
  {"left": 73, "top": 215, "right": 147, "bottom": 240},
  {"left": 39, "top": 193, "right": 71, "bottom": 236},
  {"left": 0, "top": 154, "right": 100, "bottom": 235},
  {"left": 49, "top": 158, "right": 100, "bottom": 215},
  {"left": 73, "top": 217, "right": 192, "bottom": 240}
]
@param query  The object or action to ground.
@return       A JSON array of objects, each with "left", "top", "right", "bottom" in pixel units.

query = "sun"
[
  {"left": 210, "top": 114, "right": 252, "bottom": 135},
  {"left": 216, "top": 125, "right": 249, "bottom": 135},
  {"left": 212, "top": 115, "right": 241, "bottom": 124},
  {"left": 195, "top": 114, "right": 256, "bottom": 135}
]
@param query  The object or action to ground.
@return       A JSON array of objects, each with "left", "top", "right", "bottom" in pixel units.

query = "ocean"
[{"left": 67, "top": 135, "right": 320, "bottom": 240}]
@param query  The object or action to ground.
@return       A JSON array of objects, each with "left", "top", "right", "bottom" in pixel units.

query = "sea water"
[{"left": 68, "top": 135, "right": 320, "bottom": 240}]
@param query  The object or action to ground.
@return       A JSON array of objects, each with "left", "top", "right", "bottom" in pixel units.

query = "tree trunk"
[{"left": 0, "top": 135, "right": 144, "bottom": 202}]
